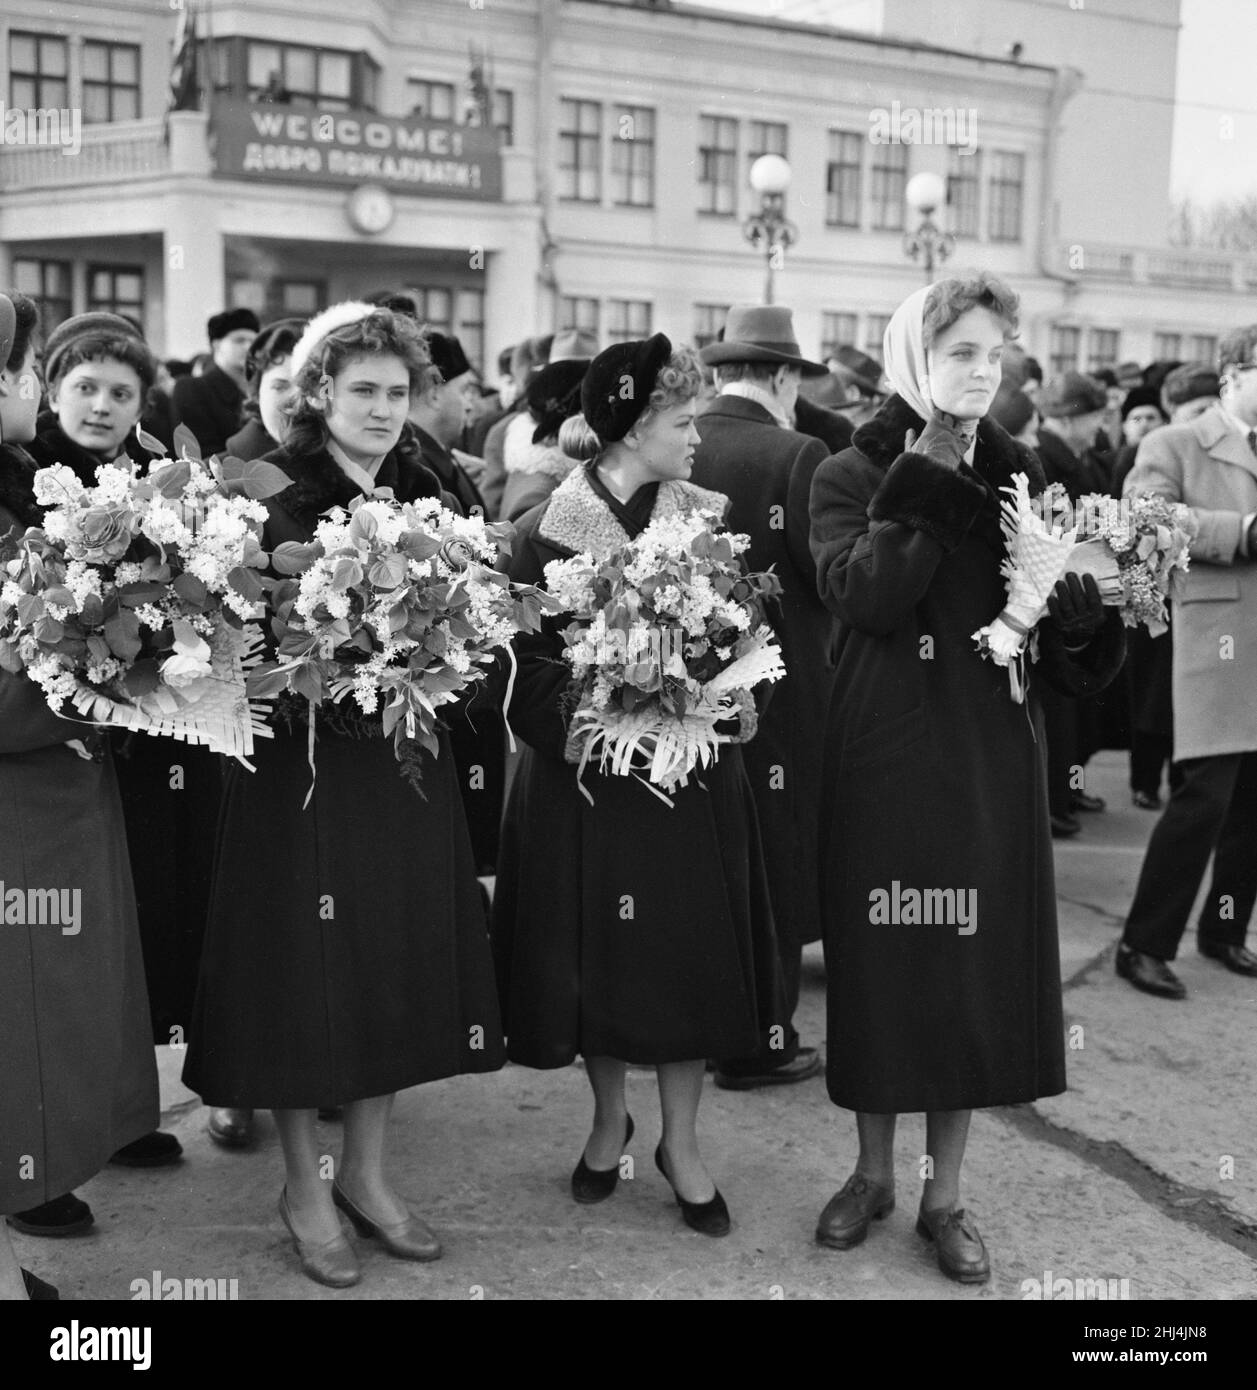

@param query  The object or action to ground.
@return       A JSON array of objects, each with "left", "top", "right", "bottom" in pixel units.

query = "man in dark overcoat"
[
  {"left": 689, "top": 304, "right": 832, "bottom": 1089},
  {"left": 171, "top": 308, "right": 259, "bottom": 457}
]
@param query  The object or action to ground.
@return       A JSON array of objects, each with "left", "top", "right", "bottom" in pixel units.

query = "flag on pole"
[{"left": 168, "top": 2, "right": 200, "bottom": 116}]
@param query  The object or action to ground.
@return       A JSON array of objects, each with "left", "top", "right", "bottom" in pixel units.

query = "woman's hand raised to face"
[
  {"left": 903, "top": 407, "right": 977, "bottom": 471},
  {"left": 1047, "top": 571, "right": 1105, "bottom": 643}
]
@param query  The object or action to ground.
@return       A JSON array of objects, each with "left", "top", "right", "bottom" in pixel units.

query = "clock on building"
[{"left": 346, "top": 184, "right": 395, "bottom": 235}]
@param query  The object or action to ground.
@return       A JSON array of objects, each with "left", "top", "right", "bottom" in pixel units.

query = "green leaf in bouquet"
[
  {"left": 227, "top": 565, "right": 266, "bottom": 603},
  {"left": 78, "top": 592, "right": 105, "bottom": 627},
  {"left": 423, "top": 666, "right": 465, "bottom": 694},
  {"left": 0, "top": 641, "right": 23, "bottom": 673},
  {"left": 104, "top": 609, "right": 142, "bottom": 661},
  {"left": 381, "top": 698, "right": 405, "bottom": 738},
  {"left": 135, "top": 424, "right": 169, "bottom": 457},
  {"left": 34, "top": 615, "right": 64, "bottom": 644},
  {"left": 16, "top": 592, "right": 44, "bottom": 626},
  {"left": 271, "top": 541, "right": 320, "bottom": 576},
  {"left": 122, "top": 658, "right": 161, "bottom": 696},
  {"left": 350, "top": 627, "right": 374, "bottom": 653},
  {"left": 291, "top": 662, "right": 325, "bottom": 706},
  {"left": 399, "top": 530, "right": 441, "bottom": 562},
  {"left": 330, "top": 556, "right": 364, "bottom": 592},
  {"left": 41, "top": 585, "right": 74, "bottom": 608},
  {"left": 86, "top": 633, "right": 111, "bottom": 665},
  {"left": 387, "top": 601, "right": 409, "bottom": 634},
  {"left": 368, "top": 554, "right": 409, "bottom": 590},
  {"left": 215, "top": 457, "right": 293, "bottom": 500},
  {"left": 172, "top": 424, "right": 204, "bottom": 462},
  {"left": 445, "top": 614, "right": 478, "bottom": 641},
  {"left": 139, "top": 555, "right": 173, "bottom": 583},
  {"left": 172, "top": 572, "right": 210, "bottom": 608},
  {"left": 246, "top": 663, "right": 294, "bottom": 698},
  {"left": 278, "top": 629, "right": 320, "bottom": 658},
  {"left": 117, "top": 579, "right": 167, "bottom": 606},
  {"left": 347, "top": 508, "right": 379, "bottom": 544},
  {"left": 148, "top": 458, "right": 192, "bottom": 498}
]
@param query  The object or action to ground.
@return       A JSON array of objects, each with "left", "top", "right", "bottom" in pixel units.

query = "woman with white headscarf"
[{"left": 807, "top": 273, "right": 1125, "bottom": 1283}]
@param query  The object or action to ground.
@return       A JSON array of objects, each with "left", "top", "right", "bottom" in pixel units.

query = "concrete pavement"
[{"left": 10, "top": 752, "right": 1256, "bottom": 1300}]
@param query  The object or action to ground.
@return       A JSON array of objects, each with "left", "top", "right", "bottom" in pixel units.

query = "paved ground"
[{"left": 10, "top": 752, "right": 1256, "bottom": 1301}]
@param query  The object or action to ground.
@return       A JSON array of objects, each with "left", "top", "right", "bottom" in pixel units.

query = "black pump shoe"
[
  {"left": 570, "top": 1113, "right": 634, "bottom": 1204},
  {"left": 654, "top": 1143, "right": 730, "bottom": 1237}
]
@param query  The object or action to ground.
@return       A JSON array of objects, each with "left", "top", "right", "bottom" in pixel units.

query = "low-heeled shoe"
[
  {"left": 7, "top": 1192, "right": 94, "bottom": 1238},
  {"left": 571, "top": 1113, "right": 634, "bottom": 1204},
  {"left": 207, "top": 1107, "right": 255, "bottom": 1149},
  {"left": 277, "top": 1188, "right": 360, "bottom": 1288},
  {"left": 332, "top": 1181, "right": 442, "bottom": 1261},
  {"left": 916, "top": 1203, "right": 990, "bottom": 1284},
  {"left": 1198, "top": 939, "right": 1257, "bottom": 977},
  {"left": 713, "top": 1047, "right": 823, "bottom": 1090},
  {"left": 654, "top": 1144, "right": 730, "bottom": 1237},
  {"left": 815, "top": 1173, "right": 895, "bottom": 1250},
  {"left": 1115, "top": 943, "right": 1187, "bottom": 999},
  {"left": 109, "top": 1131, "right": 184, "bottom": 1168}
]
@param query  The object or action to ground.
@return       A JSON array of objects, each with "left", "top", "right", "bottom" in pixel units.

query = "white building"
[{"left": 0, "top": 0, "right": 1251, "bottom": 375}]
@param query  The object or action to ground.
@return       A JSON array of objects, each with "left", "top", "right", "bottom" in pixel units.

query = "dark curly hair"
[
  {"left": 923, "top": 271, "right": 1020, "bottom": 349},
  {"left": 3, "top": 291, "right": 39, "bottom": 374},
  {"left": 286, "top": 308, "right": 440, "bottom": 458}
]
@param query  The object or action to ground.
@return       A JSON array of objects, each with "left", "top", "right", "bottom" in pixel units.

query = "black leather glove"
[
  {"left": 1048, "top": 571, "right": 1105, "bottom": 643},
  {"left": 904, "top": 408, "right": 977, "bottom": 471}
]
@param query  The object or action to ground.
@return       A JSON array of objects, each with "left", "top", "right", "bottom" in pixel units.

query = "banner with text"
[{"left": 210, "top": 99, "right": 502, "bottom": 200}]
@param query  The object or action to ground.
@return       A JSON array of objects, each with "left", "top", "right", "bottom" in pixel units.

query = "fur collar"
[
  {"left": 537, "top": 463, "right": 730, "bottom": 557},
  {"left": 853, "top": 394, "right": 1045, "bottom": 553}
]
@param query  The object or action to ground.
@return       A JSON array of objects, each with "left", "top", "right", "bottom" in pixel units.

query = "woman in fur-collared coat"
[{"left": 808, "top": 275, "right": 1125, "bottom": 1283}]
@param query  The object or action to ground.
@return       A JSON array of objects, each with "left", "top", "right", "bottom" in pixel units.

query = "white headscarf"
[{"left": 882, "top": 283, "right": 936, "bottom": 423}]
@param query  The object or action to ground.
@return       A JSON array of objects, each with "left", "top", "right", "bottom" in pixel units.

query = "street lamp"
[
  {"left": 903, "top": 171, "right": 955, "bottom": 282},
  {"left": 744, "top": 154, "right": 798, "bottom": 305}
]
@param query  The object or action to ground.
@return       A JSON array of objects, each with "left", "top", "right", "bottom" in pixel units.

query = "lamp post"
[
  {"left": 744, "top": 154, "right": 798, "bottom": 305},
  {"left": 903, "top": 171, "right": 955, "bottom": 282}
]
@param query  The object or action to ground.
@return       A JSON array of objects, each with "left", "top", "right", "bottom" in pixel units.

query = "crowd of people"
[{"left": 2, "top": 269, "right": 1255, "bottom": 1301}]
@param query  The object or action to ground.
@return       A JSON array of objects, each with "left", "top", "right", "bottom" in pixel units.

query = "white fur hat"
[{"left": 289, "top": 300, "right": 378, "bottom": 383}]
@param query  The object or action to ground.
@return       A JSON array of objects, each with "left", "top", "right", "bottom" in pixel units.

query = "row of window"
[
  {"left": 561, "top": 101, "right": 1026, "bottom": 240},
  {"left": 12, "top": 258, "right": 143, "bottom": 331},
  {"left": 1047, "top": 326, "right": 1218, "bottom": 376},
  {"left": 11, "top": 30, "right": 140, "bottom": 123}
]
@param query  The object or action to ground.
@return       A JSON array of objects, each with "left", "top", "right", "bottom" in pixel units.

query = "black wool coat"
[
  {"left": 224, "top": 416, "right": 278, "bottom": 462},
  {"left": 794, "top": 393, "right": 855, "bottom": 455},
  {"left": 809, "top": 395, "right": 1125, "bottom": 1113},
  {"left": 689, "top": 393, "right": 834, "bottom": 947},
  {"left": 171, "top": 365, "right": 244, "bottom": 458}
]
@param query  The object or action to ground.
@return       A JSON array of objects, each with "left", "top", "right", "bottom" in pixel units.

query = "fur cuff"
[{"left": 868, "top": 451, "right": 987, "bottom": 553}]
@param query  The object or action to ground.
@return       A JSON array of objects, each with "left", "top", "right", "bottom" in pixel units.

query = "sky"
[{"left": 684, "top": 0, "right": 1257, "bottom": 205}]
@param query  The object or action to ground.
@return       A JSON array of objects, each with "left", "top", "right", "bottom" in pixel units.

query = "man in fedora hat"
[
  {"left": 827, "top": 345, "right": 889, "bottom": 430},
  {"left": 689, "top": 304, "right": 832, "bottom": 1090}
]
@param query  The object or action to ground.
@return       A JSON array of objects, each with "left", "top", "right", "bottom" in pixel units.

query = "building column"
[
  {"left": 484, "top": 213, "right": 542, "bottom": 371},
  {"left": 160, "top": 190, "right": 225, "bottom": 359}
]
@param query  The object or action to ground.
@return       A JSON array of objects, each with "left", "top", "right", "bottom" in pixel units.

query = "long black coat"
[
  {"left": 809, "top": 396, "right": 1125, "bottom": 1113},
  {"left": 182, "top": 442, "right": 505, "bottom": 1106},
  {"left": 690, "top": 394, "right": 833, "bottom": 948},
  {"left": 492, "top": 463, "right": 786, "bottom": 1066},
  {"left": 171, "top": 365, "right": 244, "bottom": 458}
]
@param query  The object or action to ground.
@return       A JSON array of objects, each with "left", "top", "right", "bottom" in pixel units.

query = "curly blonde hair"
[{"left": 559, "top": 347, "right": 702, "bottom": 459}]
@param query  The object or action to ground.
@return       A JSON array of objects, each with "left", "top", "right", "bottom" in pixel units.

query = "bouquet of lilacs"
[
  {"left": 973, "top": 472, "right": 1193, "bottom": 701},
  {"left": 0, "top": 425, "right": 286, "bottom": 756},
  {"left": 544, "top": 510, "right": 786, "bottom": 803},
  {"left": 245, "top": 491, "right": 559, "bottom": 798}
]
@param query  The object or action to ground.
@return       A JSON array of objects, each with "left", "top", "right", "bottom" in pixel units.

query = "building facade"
[{"left": 1, "top": 0, "right": 1253, "bottom": 374}]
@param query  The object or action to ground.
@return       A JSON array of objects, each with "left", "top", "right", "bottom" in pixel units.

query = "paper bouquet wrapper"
[
  {"left": 972, "top": 527, "right": 1076, "bottom": 666},
  {"left": 1063, "top": 537, "right": 1124, "bottom": 603},
  {"left": 562, "top": 635, "right": 785, "bottom": 805},
  {"left": 68, "top": 622, "right": 274, "bottom": 762}
]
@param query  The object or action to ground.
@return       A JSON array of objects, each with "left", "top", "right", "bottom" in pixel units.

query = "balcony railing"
[
  {"left": 1057, "top": 240, "right": 1257, "bottom": 293},
  {"left": 0, "top": 117, "right": 168, "bottom": 192}
]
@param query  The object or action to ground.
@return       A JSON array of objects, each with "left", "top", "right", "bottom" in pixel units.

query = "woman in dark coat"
[
  {"left": 183, "top": 304, "right": 505, "bottom": 1289},
  {"left": 0, "top": 292, "right": 159, "bottom": 1300},
  {"left": 808, "top": 275, "right": 1125, "bottom": 1283},
  {"left": 222, "top": 316, "right": 304, "bottom": 462},
  {"left": 493, "top": 336, "right": 785, "bottom": 1238}
]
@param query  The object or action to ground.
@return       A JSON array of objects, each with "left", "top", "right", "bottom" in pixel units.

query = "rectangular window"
[
  {"left": 277, "top": 280, "right": 324, "bottom": 317},
  {"left": 821, "top": 312, "right": 858, "bottom": 361},
  {"left": 12, "top": 257, "right": 73, "bottom": 336},
  {"left": 82, "top": 40, "right": 140, "bottom": 123},
  {"left": 559, "top": 297, "right": 601, "bottom": 337},
  {"left": 611, "top": 105, "right": 655, "bottom": 207},
  {"left": 1153, "top": 331, "right": 1182, "bottom": 359},
  {"left": 698, "top": 115, "right": 738, "bottom": 216},
  {"left": 9, "top": 30, "right": 68, "bottom": 110},
  {"left": 247, "top": 41, "right": 356, "bottom": 108},
  {"left": 1087, "top": 328, "right": 1120, "bottom": 372},
  {"left": 946, "top": 148, "right": 980, "bottom": 238},
  {"left": 1050, "top": 325, "right": 1082, "bottom": 378},
  {"left": 606, "top": 299, "right": 652, "bottom": 345},
  {"left": 694, "top": 304, "right": 730, "bottom": 351},
  {"left": 558, "top": 98, "right": 602, "bottom": 203},
  {"left": 987, "top": 151, "right": 1025, "bottom": 242},
  {"left": 863, "top": 313, "right": 891, "bottom": 363},
  {"left": 1188, "top": 334, "right": 1217, "bottom": 365},
  {"left": 409, "top": 287, "right": 453, "bottom": 336},
  {"left": 361, "top": 56, "right": 380, "bottom": 113},
  {"left": 87, "top": 265, "right": 144, "bottom": 324},
  {"left": 746, "top": 119, "right": 788, "bottom": 185},
  {"left": 493, "top": 89, "right": 514, "bottom": 145},
  {"left": 407, "top": 78, "right": 456, "bottom": 121},
  {"left": 456, "top": 288, "right": 486, "bottom": 372},
  {"left": 825, "top": 130, "right": 862, "bottom": 228},
  {"left": 869, "top": 143, "right": 908, "bottom": 231},
  {"left": 211, "top": 38, "right": 232, "bottom": 92}
]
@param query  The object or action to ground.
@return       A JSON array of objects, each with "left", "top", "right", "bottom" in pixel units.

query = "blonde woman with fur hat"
[{"left": 182, "top": 303, "right": 505, "bottom": 1289}]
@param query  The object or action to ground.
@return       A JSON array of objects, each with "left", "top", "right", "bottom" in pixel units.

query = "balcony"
[
  {"left": 1055, "top": 240, "right": 1257, "bottom": 293},
  {"left": 0, "top": 117, "right": 169, "bottom": 193}
]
